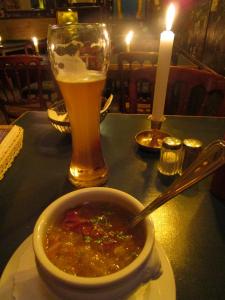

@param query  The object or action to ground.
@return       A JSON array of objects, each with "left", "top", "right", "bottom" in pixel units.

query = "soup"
[{"left": 44, "top": 202, "right": 145, "bottom": 277}]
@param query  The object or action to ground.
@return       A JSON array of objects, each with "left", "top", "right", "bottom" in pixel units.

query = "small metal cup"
[{"left": 180, "top": 138, "right": 202, "bottom": 174}]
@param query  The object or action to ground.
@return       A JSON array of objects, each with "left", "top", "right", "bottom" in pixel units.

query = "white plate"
[{"left": 0, "top": 235, "right": 176, "bottom": 300}]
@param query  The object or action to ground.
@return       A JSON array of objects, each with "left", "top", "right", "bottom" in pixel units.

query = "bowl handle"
[{"left": 142, "top": 241, "right": 162, "bottom": 282}]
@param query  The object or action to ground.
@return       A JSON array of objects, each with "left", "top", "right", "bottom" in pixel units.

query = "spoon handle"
[{"left": 130, "top": 139, "right": 225, "bottom": 228}]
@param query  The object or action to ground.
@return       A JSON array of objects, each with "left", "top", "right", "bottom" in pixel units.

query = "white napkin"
[{"left": 0, "top": 125, "right": 23, "bottom": 180}]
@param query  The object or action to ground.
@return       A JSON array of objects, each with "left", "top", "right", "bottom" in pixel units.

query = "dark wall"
[
  {"left": 204, "top": 0, "right": 225, "bottom": 75},
  {"left": 176, "top": 0, "right": 225, "bottom": 75}
]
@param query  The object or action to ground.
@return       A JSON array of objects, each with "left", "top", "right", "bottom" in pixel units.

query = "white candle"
[
  {"left": 32, "top": 36, "right": 39, "bottom": 54},
  {"left": 125, "top": 30, "right": 134, "bottom": 52},
  {"left": 152, "top": 3, "right": 176, "bottom": 121}
]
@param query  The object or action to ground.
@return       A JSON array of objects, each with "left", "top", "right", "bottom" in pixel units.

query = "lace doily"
[{"left": 0, "top": 125, "right": 23, "bottom": 180}]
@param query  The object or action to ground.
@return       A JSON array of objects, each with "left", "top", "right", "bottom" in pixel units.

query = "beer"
[
  {"left": 57, "top": 71, "right": 108, "bottom": 187},
  {"left": 48, "top": 22, "right": 110, "bottom": 187}
]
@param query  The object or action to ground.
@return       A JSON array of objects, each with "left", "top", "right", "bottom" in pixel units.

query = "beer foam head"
[
  {"left": 54, "top": 51, "right": 87, "bottom": 80},
  {"left": 54, "top": 52, "right": 105, "bottom": 83}
]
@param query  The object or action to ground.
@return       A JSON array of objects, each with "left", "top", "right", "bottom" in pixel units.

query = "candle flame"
[
  {"left": 32, "top": 36, "right": 38, "bottom": 47},
  {"left": 165, "top": 3, "right": 176, "bottom": 31},
  {"left": 125, "top": 30, "right": 134, "bottom": 45}
]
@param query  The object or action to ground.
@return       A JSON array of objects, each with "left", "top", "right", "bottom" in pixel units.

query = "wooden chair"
[
  {"left": 127, "top": 66, "right": 225, "bottom": 116},
  {"left": 0, "top": 55, "right": 56, "bottom": 123},
  {"left": 118, "top": 51, "right": 158, "bottom": 70},
  {"left": 166, "top": 67, "right": 225, "bottom": 116},
  {"left": 127, "top": 66, "right": 156, "bottom": 113},
  {"left": 0, "top": 99, "right": 10, "bottom": 124},
  {"left": 24, "top": 41, "right": 57, "bottom": 102},
  {"left": 117, "top": 51, "right": 158, "bottom": 112},
  {"left": 24, "top": 39, "right": 47, "bottom": 56},
  {"left": 104, "top": 68, "right": 123, "bottom": 112}
]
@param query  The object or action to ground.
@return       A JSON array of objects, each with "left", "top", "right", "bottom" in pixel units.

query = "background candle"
[
  {"left": 125, "top": 30, "right": 134, "bottom": 52},
  {"left": 152, "top": 3, "right": 176, "bottom": 121},
  {"left": 32, "top": 37, "right": 39, "bottom": 54}
]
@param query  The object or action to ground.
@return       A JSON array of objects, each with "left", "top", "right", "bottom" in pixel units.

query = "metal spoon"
[{"left": 130, "top": 139, "right": 225, "bottom": 228}]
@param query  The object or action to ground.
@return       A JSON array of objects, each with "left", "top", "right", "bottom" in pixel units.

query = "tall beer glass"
[{"left": 48, "top": 23, "right": 110, "bottom": 188}]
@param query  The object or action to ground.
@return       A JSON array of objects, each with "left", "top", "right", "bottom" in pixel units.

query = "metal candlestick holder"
[{"left": 135, "top": 116, "right": 170, "bottom": 151}]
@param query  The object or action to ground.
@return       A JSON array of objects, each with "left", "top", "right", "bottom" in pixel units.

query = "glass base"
[{"left": 68, "top": 165, "right": 108, "bottom": 188}]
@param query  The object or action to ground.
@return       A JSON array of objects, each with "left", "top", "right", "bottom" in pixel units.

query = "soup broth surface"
[{"left": 44, "top": 202, "right": 145, "bottom": 277}]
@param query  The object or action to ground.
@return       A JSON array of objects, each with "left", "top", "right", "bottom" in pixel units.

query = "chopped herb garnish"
[
  {"left": 94, "top": 238, "right": 103, "bottom": 244},
  {"left": 91, "top": 215, "right": 108, "bottom": 225},
  {"left": 84, "top": 235, "right": 92, "bottom": 243},
  {"left": 116, "top": 231, "right": 130, "bottom": 240}
]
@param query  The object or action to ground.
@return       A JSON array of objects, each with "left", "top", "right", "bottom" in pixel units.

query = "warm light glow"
[
  {"left": 32, "top": 36, "right": 39, "bottom": 54},
  {"left": 70, "top": 167, "right": 79, "bottom": 178},
  {"left": 39, "top": 0, "right": 44, "bottom": 9},
  {"left": 0, "top": 36, "right": 2, "bottom": 42},
  {"left": 165, "top": 3, "right": 176, "bottom": 31},
  {"left": 125, "top": 30, "right": 134, "bottom": 52},
  {"left": 51, "top": 43, "right": 55, "bottom": 51},
  {"left": 125, "top": 30, "right": 134, "bottom": 46},
  {"left": 32, "top": 36, "right": 38, "bottom": 47},
  {"left": 103, "top": 29, "right": 109, "bottom": 44}
]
